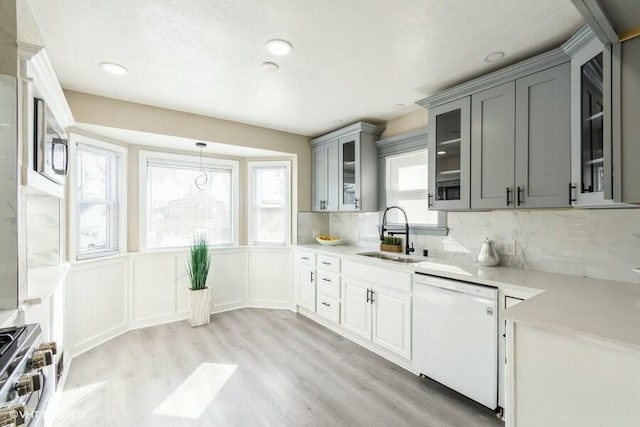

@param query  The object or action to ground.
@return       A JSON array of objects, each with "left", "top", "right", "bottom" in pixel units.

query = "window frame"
[
  {"left": 70, "top": 135, "right": 127, "bottom": 262},
  {"left": 376, "top": 128, "right": 448, "bottom": 236},
  {"left": 138, "top": 150, "right": 240, "bottom": 251},
  {"left": 247, "top": 160, "right": 292, "bottom": 247}
]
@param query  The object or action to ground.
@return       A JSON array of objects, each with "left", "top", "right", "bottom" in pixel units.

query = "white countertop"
[
  {"left": 25, "top": 263, "right": 71, "bottom": 304},
  {"left": 297, "top": 244, "right": 640, "bottom": 351}
]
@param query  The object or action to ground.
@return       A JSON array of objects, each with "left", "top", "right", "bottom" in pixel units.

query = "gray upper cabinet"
[
  {"left": 310, "top": 122, "right": 383, "bottom": 212},
  {"left": 567, "top": 32, "right": 619, "bottom": 207},
  {"left": 471, "top": 65, "right": 571, "bottom": 210},
  {"left": 515, "top": 63, "right": 571, "bottom": 208},
  {"left": 311, "top": 141, "right": 339, "bottom": 211},
  {"left": 471, "top": 82, "right": 516, "bottom": 209},
  {"left": 428, "top": 97, "right": 471, "bottom": 211},
  {"left": 419, "top": 37, "right": 578, "bottom": 211}
]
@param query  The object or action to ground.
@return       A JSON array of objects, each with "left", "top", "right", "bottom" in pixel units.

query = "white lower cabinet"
[
  {"left": 316, "top": 294, "right": 340, "bottom": 323},
  {"left": 499, "top": 293, "right": 527, "bottom": 410},
  {"left": 297, "top": 265, "right": 316, "bottom": 312},
  {"left": 372, "top": 286, "right": 411, "bottom": 359},
  {"left": 341, "top": 277, "right": 412, "bottom": 359},
  {"left": 341, "top": 278, "right": 372, "bottom": 339}
]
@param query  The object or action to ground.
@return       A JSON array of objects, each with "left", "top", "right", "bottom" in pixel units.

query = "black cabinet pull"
[
  {"left": 366, "top": 289, "right": 371, "bottom": 303},
  {"left": 427, "top": 193, "right": 433, "bottom": 208},
  {"left": 301, "top": 257, "right": 309, "bottom": 260},
  {"left": 321, "top": 302, "right": 331, "bottom": 307},
  {"left": 322, "top": 278, "right": 331, "bottom": 282},
  {"left": 354, "top": 198, "right": 359, "bottom": 210},
  {"left": 321, "top": 261, "right": 331, "bottom": 265},
  {"left": 569, "top": 183, "right": 577, "bottom": 204},
  {"left": 517, "top": 186, "right": 523, "bottom": 206},
  {"left": 506, "top": 187, "right": 512, "bottom": 206},
  {"left": 370, "top": 290, "right": 375, "bottom": 304},
  {"left": 310, "top": 271, "right": 314, "bottom": 282}
]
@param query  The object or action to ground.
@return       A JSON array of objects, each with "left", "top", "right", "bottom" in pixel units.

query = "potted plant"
[
  {"left": 380, "top": 236, "right": 403, "bottom": 253},
  {"left": 186, "top": 236, "right": 212, "bottom": 327}
]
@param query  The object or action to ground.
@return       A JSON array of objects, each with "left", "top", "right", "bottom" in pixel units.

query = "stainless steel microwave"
[{"left": 34, "top": 97, "right": 68, "bottom": 184}]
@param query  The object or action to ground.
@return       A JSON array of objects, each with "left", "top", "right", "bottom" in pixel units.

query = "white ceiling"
[{"left": 29, "top": 0, "right": 584, "bottom": 137}]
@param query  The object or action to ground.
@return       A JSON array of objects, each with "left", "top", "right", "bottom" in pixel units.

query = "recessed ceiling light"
[
  {"left": 100, "top": 62, "right": 128, "bottom": 75},
  {"left": 393, "top": 103, "right": 405, "bottom": 110},
  {"left": 332, "top": 119, "right": 344, "bottom": 125},
  {"left": 481, "top": 51, "right": 505, "bottom": 64},
  {"left": 266, "top": 39, "right": 293, "bottom": 56},
  {"left": 261, "top": 61, "right": 280, "bottom": 71},
  {"left": 437, "top": 150, "right": 446, "bottom": 155}
]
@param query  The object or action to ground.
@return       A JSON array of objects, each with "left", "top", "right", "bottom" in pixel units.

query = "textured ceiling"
[{"left": 29, "top": 0, "right": 584, "bottom": 136}]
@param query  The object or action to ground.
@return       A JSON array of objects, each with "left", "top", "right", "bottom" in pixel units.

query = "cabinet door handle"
[
  {"left": 428, "top": 193, "right": 433, "bottom": 208},
  {"left": 370, "top": 290, "right": 375, "bottom": 304},
  {"left": 354, "top": 198, "right": 359, "bottom": 210},
  {"left": 322, "top": 278, "right": 331, "bottom": 282},
  {"left": 310, "top": 271, "right": 314, "bottom": 282},
  {"left": 506, "top": 187, "right": 512, "bottom": 206},
  {"left": 321, "top": 302, "right": 331, "bottom": 307},
  {"left": 301, "top": 257, "right": 309, "bottom": 260},
  {"left": 517, "top": 186, "right": 523, "bottom": 206},
  {"left": 366, "top": 289, "right": 371, "bottom": 303},
  {"left": 321, "top": 261, "right": 331, "bottom": 265},
  {"left": 569, "top": 183, "right": 577, "bottom": 204}
]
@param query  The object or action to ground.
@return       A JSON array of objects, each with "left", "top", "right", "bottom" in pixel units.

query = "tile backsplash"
[
  {"left": 26, "top": 194, "right": 61, "bottom": 267},
  {"left": 298, "top": 209, "right": 640, "bottom": 284}
]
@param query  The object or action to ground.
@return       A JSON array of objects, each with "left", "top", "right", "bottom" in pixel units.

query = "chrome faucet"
[{"left": 380, "top": 206, "right": 415, "bottom": 255}]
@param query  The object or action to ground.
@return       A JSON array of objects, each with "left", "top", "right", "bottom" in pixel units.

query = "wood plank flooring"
[{"left": 54, "top": 309, "right": 504, "bottom": 427}]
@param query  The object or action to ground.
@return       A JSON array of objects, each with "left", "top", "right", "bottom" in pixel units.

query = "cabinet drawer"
[
  {"left": 295, "top": 251, "right": 316, "bottom": 266},
  {"left": 317, "top": 254, "right": 340, "bottom": 272},
  {"left": 317, "top": 270, "right": 340, "bottom": 299},
  {"left": 342, "top": 260, "right": 411, "bottom": 293},
  {"left": 317, "top": 295, "right": 340, "bottom": 324}
]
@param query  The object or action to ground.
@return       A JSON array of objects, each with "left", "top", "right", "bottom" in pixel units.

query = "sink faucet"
[{"left": 380, "top": 206, "right": 415, "bottom": 255}]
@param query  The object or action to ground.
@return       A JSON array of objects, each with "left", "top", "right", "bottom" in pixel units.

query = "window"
[
  {"left": 76, "top": 143, "right": 123, "bottom": 259},
  {"left": 385, "top": 149, "right": 442, "bottom": 227},
  {"left": 248, "top": 161, "right": 291, "bottom": 245},
  {"left": 140, "top": 151, "right": 239, "bottom": 250}
]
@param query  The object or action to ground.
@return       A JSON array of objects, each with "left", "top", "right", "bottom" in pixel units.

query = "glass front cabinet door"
[
  {"left": 570, "top": 35, "right": 617, "bottom": 207},
  {"left": 427, "top": 97, "right": 471, "bottom": 210},
  {"left": 338, "top": 134, "right": 360, "bottom": 210}
]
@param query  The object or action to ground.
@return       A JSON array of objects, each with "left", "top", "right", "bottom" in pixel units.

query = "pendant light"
[{"left": 195, "top": 142, "right": 209, "bottom": 191}]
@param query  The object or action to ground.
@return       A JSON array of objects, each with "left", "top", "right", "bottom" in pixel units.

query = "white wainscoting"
[
  {"left": 66, "top": 257, "right": 129, "bottom": 357},
  {"left": 247, "top": 248, "right": 293, "bottom": 309},
  {"left": 66, "top": 247, "right": 293, "bottom": 358}
]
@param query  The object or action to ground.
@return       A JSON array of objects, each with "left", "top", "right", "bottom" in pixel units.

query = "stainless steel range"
[{"left": 0, "top": 325, "right": 56, "bottom": 427}]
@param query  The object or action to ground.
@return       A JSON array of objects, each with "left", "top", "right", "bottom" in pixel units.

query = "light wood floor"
[{"left": 54, "top": 309, "right": 504, "bottom": 427}]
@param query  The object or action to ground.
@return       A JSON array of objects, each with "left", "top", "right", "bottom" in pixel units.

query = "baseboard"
[
  {"left": 129, "top": 312, "right": 189, "bottom": 331},
  {"left": 70, "top": 324, "right": 129, "bottom": 358}
]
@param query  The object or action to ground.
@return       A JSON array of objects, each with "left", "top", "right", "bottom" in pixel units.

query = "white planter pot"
[{"left": 189, "top": 287, "right": 211, "bottom": 327}]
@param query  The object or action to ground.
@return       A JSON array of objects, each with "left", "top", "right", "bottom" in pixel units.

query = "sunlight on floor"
[
  {"left": 154, "top": 363, "right": 238, "bottom": 419},
  {"left": 54, "top": 381, "right": 108, "bottom": 423}
]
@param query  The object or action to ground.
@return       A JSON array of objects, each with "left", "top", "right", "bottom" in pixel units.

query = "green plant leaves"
[{"left": 186, "top": 236, "right": 211, "bottom": 291}]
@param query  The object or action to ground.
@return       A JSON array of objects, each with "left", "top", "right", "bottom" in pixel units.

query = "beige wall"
[
  {"left": 0, "top": 0, "right": 17, "bottom": 77},
  {"left": 64, "top": 90, "right": 311, "bottom": 212},
  {"left": 381, "top": 108, "right": 428, "bottom": 138}
]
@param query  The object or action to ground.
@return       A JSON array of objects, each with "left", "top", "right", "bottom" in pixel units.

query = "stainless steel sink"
[{"left": 357, "top": 252, "right": 421, "bottom": 264}]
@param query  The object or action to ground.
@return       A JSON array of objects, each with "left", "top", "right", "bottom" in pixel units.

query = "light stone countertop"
[{"left": 296, "top": 244, "right": 640, "bottom": 351}]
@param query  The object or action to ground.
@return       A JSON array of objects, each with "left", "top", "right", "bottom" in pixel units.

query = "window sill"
[
  {"left": 380, "top": 223, "right": 448, "bottom": 236},
  {"left": 409, "top": 226, "right": 449, "bottom": 236}
]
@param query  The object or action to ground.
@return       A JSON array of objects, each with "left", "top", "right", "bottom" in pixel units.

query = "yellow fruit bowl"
[{"left": 316, "top": 236, "right": 343, "bottom": 246}]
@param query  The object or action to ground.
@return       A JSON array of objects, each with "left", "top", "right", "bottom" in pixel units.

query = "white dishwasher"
[{"left": 412, "top": 273, "right": 498, "bottom": 409}]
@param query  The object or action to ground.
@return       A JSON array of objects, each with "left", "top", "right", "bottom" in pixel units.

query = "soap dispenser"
[{"left": 477, "top": 238, "right": 500, "bottom": 267}]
